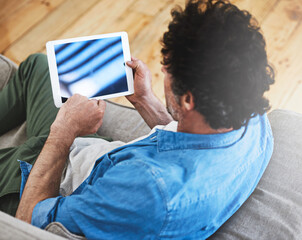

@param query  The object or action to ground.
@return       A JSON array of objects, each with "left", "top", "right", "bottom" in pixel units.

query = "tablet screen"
[{"left": 54, "top": 36, "right": 128, "bottom": 98}]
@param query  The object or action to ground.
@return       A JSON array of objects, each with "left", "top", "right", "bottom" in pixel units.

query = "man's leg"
[
  {"left": 0, "top": 54, "right": 57, "bottom": 216},
  {"left": 0, "top": 136, "right": 46, "bottom": 216},
  {"left": 0, "top": 53, "right": 58, "bottom": 137}
]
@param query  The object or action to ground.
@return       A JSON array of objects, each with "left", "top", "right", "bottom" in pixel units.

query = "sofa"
[{"left": 0, "top": 54, "right": 301, "bottom": 239}]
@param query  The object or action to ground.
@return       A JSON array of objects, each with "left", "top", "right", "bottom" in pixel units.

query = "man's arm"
[
  {"left": 126, "top": 57, "right": 173, "bottom": 129},
  {"left": 15, "top": 94, "right": 106, "bottom": 223}
]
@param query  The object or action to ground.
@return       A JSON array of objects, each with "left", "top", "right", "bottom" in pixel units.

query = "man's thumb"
[{"left": 126, "top": 61, "right": 134, "bottom": 68}]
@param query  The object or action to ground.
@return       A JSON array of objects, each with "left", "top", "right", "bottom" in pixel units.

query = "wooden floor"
[{"left": 1, "top": 0, "right": 302, "bottom": 113}]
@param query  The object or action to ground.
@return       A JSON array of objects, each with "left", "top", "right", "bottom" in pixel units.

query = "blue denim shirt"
[{"left": 23, "top": 114, "right": 273, "bottom": 239}]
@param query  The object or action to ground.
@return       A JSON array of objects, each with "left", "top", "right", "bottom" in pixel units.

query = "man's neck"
[{"left": 177, "top": 111, "right": 233, "bottom": 135}]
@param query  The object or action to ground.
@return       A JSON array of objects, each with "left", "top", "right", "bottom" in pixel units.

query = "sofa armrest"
[
  {"left": 0, "top": 211, "right": 66, "bottom": 240},
  {"left": 98, "top": 100, "right": 150, "bottom": 142},
  {"left": 0, "top": 54, "right": 18, "bottom": 90}
]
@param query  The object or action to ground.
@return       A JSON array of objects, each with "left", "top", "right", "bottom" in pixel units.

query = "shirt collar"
[{"left": 156, "top": 123, "right": 247, "bottom": 152}]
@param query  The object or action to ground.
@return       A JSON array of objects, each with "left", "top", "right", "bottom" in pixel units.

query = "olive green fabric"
[
  {"left": 0, "top": 54, "right": 56, "bottom": 216},
  {"left": 0, "top": 53, "right": 109, "bottom": 216}
]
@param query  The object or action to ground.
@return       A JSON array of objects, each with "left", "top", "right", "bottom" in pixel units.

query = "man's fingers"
[
  {"left": 97, "top": 99, "right": 106, "bottom": 108},
  {"left": 98, "top": 99, "right": 106, "bottom": 106},
  {"left": 88, "top": 99, "right": 98, "bottom": 106}
]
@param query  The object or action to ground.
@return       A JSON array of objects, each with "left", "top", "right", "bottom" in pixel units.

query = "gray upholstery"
[
  {"left": 209, "top": 109, "right": 302, "bottom": 240},
  {"left": 98, "top": 101, "right": 150, "bottom": 142},
  {"left": 0, "top": 211, "right": 65, "bottom": 240},
  {"left": 1, "top": 55, "right": 302, "bottom": 239},
  {"left": 0, "top": 54, "right": 18, "bottom": 89},
  {"left": 45, "top": 222, "right": 86, "bottom": 240}
]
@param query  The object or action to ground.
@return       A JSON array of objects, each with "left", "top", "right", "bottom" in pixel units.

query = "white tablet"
[{"left": 46, "top": 32, "right": 134, "bottom": 107}]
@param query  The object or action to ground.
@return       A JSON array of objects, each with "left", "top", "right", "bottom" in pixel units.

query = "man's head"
[{"left": 161, "top": 0, "right": 274, "bottom": 130}]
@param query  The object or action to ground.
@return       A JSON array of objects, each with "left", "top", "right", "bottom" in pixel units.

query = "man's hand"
[
  {"left": 51, "top": 94, "right": 106, "bottom": 139},
  {"left": 126, "top": 57, "right": 153, "bottom": 104},
  {"left": 16, "top": 94, "right": 106, "bottom": 223},
  {"left": 125, "top": 57, "right": 173, "bottom": 129}
]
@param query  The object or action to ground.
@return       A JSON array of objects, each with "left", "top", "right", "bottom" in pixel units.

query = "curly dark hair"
[{"left": 161, "top": 0, "right": 274, "bottom": 130}]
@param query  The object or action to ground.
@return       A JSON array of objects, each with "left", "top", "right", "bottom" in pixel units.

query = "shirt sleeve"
[{"left": 31, "top": 160, "right": 167, "bottom": 239}]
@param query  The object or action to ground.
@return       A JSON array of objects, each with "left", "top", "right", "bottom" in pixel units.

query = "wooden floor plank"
[
  {"left": 282, "top": 79, "right": 302, "bottom": 113},
  {"left": 262, "top": 0, "right": 302, "bottom": 57},
  {"left": 2, "top": 0, "right": 302, "bottom": 112},
  {"left": 38, "top": 0, "right": 144, "bottom": 55},
  {"left": 3, "top": 0, "right": 100, "bottom": 63},
  {"left": 0, "top": 0, "right": 29, "bottom": 23},
  {"left": 56, "top": 0, "right": 137, "bottom": 40},
  {"left": 260, "top": 0, "right": 302, "bottom": 109},
  {"left": 268, "top": 24, "right": 302, "bottom": 109},
  {"left": 131, "top": 0, "right": 173, "bottom": 16},
  {"left": 108, "top": 11, "right": 152, "bottom": 43},
  {"left": 231, "top": 0, "right": 280, "bottom": 24},
  {"left": 0, "top": 0, "right": 65, "bottom": 53}
]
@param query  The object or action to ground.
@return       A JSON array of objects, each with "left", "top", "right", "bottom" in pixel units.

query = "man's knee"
[
  {"left": 19, "top": 53, "right": 49, "bottom": 85},
  {"left": 25, "top": 53, "right": 48, "bottom": 70},
  {"left": 27, "top": 53, "right": 46, "bottom": 61}
]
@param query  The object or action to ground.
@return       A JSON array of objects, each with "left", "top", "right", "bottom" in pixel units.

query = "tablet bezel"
[{"left": 46, "top": 32, "right": 134, "bottom": 108}]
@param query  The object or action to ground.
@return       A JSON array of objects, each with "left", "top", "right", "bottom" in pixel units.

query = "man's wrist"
[
  {"left": 49, "top": 124, "right": 76, "bottom": 148},
  {"left": 130, "top": 92, "right": 158, "bottom": 108}
]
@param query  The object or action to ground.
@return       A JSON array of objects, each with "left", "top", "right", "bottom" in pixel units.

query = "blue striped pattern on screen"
[{"left": 54, "top": 36, "right": 128, "bottom": 98}]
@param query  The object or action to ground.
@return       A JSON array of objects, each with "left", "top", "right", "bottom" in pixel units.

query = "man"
[{"left": 0, "top": 0, "right": 274, "bottom": 239}]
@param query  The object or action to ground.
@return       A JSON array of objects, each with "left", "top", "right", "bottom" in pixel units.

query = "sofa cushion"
[
  {"left": 209, "top": 109, "right": 302, "bottom": 239},
  {"left": 0, "top": 54, "right": 18, "bottom": 90},
  {"left": 45, "top": 222, "right": 85, "bottom": 239},
  {"left": 98, "top": 101, "right": 150, "bottom": 142}
]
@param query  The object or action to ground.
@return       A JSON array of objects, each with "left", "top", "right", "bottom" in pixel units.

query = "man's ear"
[{"left": 180, "top": 91, "right": 195, "bottom": 111}]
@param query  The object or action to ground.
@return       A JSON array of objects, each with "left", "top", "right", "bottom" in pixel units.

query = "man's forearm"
[
  {"left": 131, "top": 94, "right": 173, "bottom": 129},
  {"left": 15, "top": 130, "right": 74, "bottom": 223},
  {"left": 15, "top": 95, "right": 105, "bottom": 223}
]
